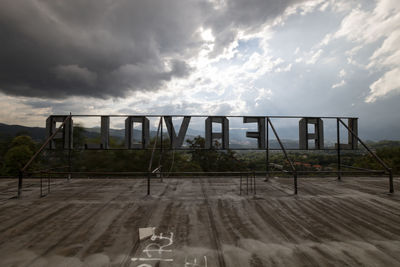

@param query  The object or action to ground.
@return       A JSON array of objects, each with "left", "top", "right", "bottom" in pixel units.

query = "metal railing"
[
  {"left": 18, "top": 114, "right": 72, "bottom": 198},
  {"left": 16, "top": 114, "right": 394, "bottom": 198}
]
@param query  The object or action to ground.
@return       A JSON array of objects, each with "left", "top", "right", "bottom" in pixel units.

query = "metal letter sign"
[
  {"left": 20, "top": 114, "right": 395, "bottom": 200},
  {"left": 45, "top": 115, "right": 359, "bottom": 151},
  {"left": 335, "top": 118, "right": 358, "bottom": 149},
  {"left": 85, "top": 116, "right": 110, "bottom": 149},
  {"left": 243, "top": 117, "right": 266, "bottom": 149},
  {"left": 299, "top": 118, "right": 324, "bottom": 149},
  {"left": 125, "top": 116, "right": 150, "bottom": 149},
  {"left": 164, "top": 116, "right": 191, "bottom": 148},
  {"left": 205, "top": 116, "right": 229, "bottom": 149},
  {"left": 46, "top": 115, "right": 73, "bottom": 149}
]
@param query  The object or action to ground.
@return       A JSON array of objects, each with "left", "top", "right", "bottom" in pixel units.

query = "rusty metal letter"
[
  {"left": 164, "top": 116, "right": 191, "bottom": 148},
  {"left": 299, "top": 118, "right": 324, "bottom": 149},
  {"left": 205, "top": 117, "right": 229, "bottom": 149},
  {"left": 243, "top": 117, "right": 266, "bottom": 149},
  {"left": 46, "top": 115, "right": 73, "bottom": 149},
  {"left": 125, "top": 116, "right": 150, "bottom": 149},
  {"left": 335, "top": 118, "right": 358, "bottom": 150}
]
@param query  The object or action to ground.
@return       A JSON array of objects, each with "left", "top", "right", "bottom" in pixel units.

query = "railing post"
[
  {"left": 18, "top": 114, "right": 72, "bottom": 197},
  {"left": 160, "top": 117, "right": 163, "bottom": 182},
  {"left": 68, "top": 149, "right": 71, "bottom": 182},
  {"left": 147, "top": 171, "right": 151, "bottom": 195},
  {"left": 240, "top": 174, "right": 242, "bottom": 195},
  {"left": 251, "top": 171, "right": 254, "bottom": 193},
  {"left": 17, "top": 171, "right": 23, "bottom": 198},
  {"left": 253, "top": 171, "right": 256, "bottom": 195},
  {"left": 147, "top": 117, "right": 162, "bottom": 195},
  {"left": 246, "top": 172, "right": 249, "bottom": 195},
  {"left": 336, "top": 118, "right": 341, "bottom": 181},
  {"left": 68, "top": 113, "right": 72, "bottom": 182},
  {"left": 339, "top": 118, "right": 393, "bottom": 193},
  {"left": 266, "top": 117, "right": 269, "bottom": 181},
  {"left": 267, "top": 118, "right": 298, "bottom": 195},
  {"left": 389, "top": 169, "right": 394, "bottom": 193}
]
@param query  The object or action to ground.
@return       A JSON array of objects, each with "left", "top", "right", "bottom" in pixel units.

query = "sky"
[{"left": 0, "top": 0, "right": 399, "bottom": 140}]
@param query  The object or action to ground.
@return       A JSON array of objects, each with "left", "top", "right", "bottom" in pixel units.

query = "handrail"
[
  {"left": 339, "top": 119, "right": 390, "bottom": 170},
  {"left": 18, "top": 115, "right": 71, "bottom": 198},
  {"left": 339, "top": 118, "right": 393, "bottom": 193},
  {"left": 267, "top": 119, "right": 296, "bottom": 172},
  {"left": 341, "top": 164, "right": 383, "bottom": 172},
  {"left": 22, "top": 170, "right": 386, "bottom": 176},
  {"left": 21, "top": 115, "right": 71, "bottom": 173},
  {"left": 52, "top": 114, "right": 358, "bottom": 119},
  {"left": 267, "top": 118, "right": 298, "bottom": 194},
  {"left": 147, "top": 117, "right": 162, "bottom": 194},
  {"left": 28, "top": 165, "right": 70, "bottom": 174},
  {"left": 148, "top": 117, "right": 162, "bottom": 172}
]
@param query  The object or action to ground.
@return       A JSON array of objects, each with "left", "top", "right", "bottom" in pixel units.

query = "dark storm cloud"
[{"left": 0, "top": 0, "right": 305, "bottom": 99}]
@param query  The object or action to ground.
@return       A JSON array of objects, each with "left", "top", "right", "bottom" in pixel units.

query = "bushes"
[
  {"left": 0, "top": 133, "right": 398, "bottom": 176},
  {"left": 2, "top": 135, "right": 35, "bottom": 175}
]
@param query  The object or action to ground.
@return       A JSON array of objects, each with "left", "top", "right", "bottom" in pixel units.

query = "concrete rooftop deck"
[{"left": 0, "top": 176, "right": 400, "bottom": 266}]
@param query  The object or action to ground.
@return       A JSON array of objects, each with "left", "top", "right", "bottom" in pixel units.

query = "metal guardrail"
[
  {"left": 16, "top": 114, "right": 394, "bottom": 198},
  {"left": 24, "top": 170, "right": 386, "bottom": 176},
  {"left": 339, "top": 118, "right": 393, "bottom": 193},
  {"left": 18, "top": 114, "right": 72, "bottom": 198},
  {"left": 267, "top": 117, "right": 298, "bottom": 194}
]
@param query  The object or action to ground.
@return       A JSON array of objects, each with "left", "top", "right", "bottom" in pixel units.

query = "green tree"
[
  {"left": 73, "top": 124, "right": 87, "bottom": 148},
  {"left": 354, "top": 147, "right": 400, "bottom": 174},
  {"left": 187, "top": 136, "right": 218, "bottom": 171},
  {"left": 0, "top": 135, "right": 12, "bottom": 175},
  {"left": 10, "top": 135, "right": 36, "bottom": 151},
  {"left": 187, "top": 136, "right": 245, "bottom": 172},
  {"left": 3, "top": 135, "right": 36, "bottom": 175}
]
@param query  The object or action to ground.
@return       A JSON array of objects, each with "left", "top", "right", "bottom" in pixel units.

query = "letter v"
[{"left": 164, "top": 116, "right": 191, "bottom": 148}]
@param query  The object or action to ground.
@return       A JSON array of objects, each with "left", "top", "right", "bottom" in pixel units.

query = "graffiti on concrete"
[{"left": 132, "top": 228, "right": 208, "bottom": 266}]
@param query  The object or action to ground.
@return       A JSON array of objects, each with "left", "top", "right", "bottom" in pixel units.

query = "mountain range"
[
  {"left": 0, "top": 122, "right": 300, "bottom": 149},
  {"left": 3, "top": 122, "right": 398, "bottom": 150}
]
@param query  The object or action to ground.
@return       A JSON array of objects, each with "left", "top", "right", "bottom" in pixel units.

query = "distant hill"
[
  {"left": 0, "top": 123, "right": 46, "bottom": 141},
  {"left": 0, "top": 123, "right": 182, "bottom": 143},
  {"left": 366, "top": 140, "right": 400, "bottom": 149},
  {"left": 0, "top": 122, "right": 298, "bottom": 148}
]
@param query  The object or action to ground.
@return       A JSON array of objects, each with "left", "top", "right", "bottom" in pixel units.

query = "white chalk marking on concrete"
[
  {"left": 143, "top": 232, "right": 174, "bottom": 258},
  {"left": 131, "top": 257, "right": 173, "bottom": 262}
]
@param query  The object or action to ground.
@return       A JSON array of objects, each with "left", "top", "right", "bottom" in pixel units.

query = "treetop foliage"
[{"left": 0, "top": 129, "right": 399, "bottom": 177}]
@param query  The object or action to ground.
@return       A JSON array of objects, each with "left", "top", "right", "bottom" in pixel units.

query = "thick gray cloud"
[{"left": 0, "top": 0, "right": 304, "bottom": 99}]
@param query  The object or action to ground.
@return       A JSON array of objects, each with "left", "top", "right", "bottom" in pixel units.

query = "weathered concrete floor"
[{"left": 0, "top": 177, "right": 399, "bottom": 267}]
